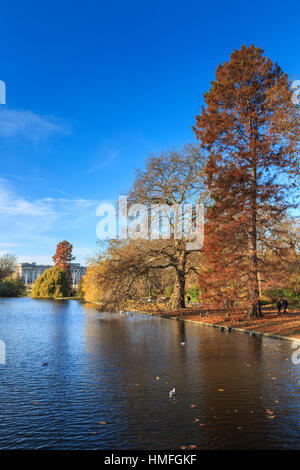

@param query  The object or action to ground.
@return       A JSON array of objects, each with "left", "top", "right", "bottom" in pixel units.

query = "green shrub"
[
  {"left": 31, "top": 267, "right": 70, "bottom": 299},
  {"left": 186, "top": 284, "right": 199, "bottom": 303},
  {"left": 76, "top": 277, "right": 85, "bottom": 301},
  {"left": 260, "top": 299, "right": 271, "bottom": 306},
  {"left": 0, "top": 277, "right": 25, "bottom": 297},
  {"left": 165, "top": 285, "right": 174, "bottom": 299},
  {"left": 263, "top": 288, "right": 300, "bottom": 305}
]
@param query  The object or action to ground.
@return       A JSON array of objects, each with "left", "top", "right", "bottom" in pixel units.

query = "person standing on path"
[
  {"left": 282, "top": 299, "right": 288, "bottom": 314},
  {"left": 277, "top": 298, "right": 282, "bottom": 315}
]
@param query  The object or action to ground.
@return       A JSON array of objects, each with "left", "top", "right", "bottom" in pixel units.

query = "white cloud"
[
  {"left": 0, "top": 178, "right": 99, "bottom": 220},
  {"left": 0, "top": 108, "right": 69, "bottom": 141},
  {"left": 0, "top": 179, "right": 53, "bottom": 217},
  {"left": 0, "top": 178, "right": 100, "bottom": 264},
  {"left": 84, "top": 148, "right": 119, "bottom": 174},
  {"left": 0, "top": 242, "right": 20, "bottom": 247}
]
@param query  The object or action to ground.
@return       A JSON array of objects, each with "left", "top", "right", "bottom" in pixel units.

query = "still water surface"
[{"left": 0, "top": 297, "right": 299, "bottom": 449}]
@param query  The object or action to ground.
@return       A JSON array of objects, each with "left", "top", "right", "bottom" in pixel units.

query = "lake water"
[{"left": 0, "top": 297, "right": 299, "bottom": 450}]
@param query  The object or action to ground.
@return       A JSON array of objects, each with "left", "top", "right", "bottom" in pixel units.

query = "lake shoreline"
[
  {"left": 132, "top": 306, "right": 300, "bottom": 341},
  {"left": 79, "top": 300, "right": 300, "bottom": 341}
]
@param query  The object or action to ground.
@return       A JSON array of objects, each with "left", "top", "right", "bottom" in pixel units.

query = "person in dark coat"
[
  {"left": 276, "top": 298, "right": 282, "bottom": 315},
  {"left": 282, "top": 299, "right": 288, "bottom": 314}
]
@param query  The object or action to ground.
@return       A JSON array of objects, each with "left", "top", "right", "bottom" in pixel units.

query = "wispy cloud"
[
  {"left": 84, "top": 147, "right": 119, "bottom": 174},
  {"left": 0, "top": 178, "right": 99, "bottom": 219},
  {"left": 0, "top": 178, "right": 100, "bottom": 263},
  {"left": 0, "top": 108, "right": 70, "bottom": 141},
  {"left": 0, "top": 242, "right": 21, "bottom": 248}
]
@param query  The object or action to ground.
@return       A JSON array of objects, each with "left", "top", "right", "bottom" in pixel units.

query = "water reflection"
[{"left": 0, "top": 298, "right": 299, "bottom": 449}]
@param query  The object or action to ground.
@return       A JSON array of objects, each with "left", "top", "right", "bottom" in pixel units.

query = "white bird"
[
  {"left": 169, "top": 388, "right": 176, "bottom": 397},
  {"left": 181, "top": 342, "right": 185, "bottom": 346}
]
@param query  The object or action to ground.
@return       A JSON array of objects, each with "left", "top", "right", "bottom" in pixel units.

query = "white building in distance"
[{"left": 15, "top": 262, "right": 86, "bottom": 287}]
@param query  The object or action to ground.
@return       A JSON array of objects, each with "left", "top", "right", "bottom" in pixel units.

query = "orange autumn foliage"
[{"left": 193, "top": 45, "right": 299, "bottom": 317}]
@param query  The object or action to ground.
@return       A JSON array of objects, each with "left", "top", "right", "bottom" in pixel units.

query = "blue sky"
[{"left": 0, "top": 0, "right": 299, "bottom": 264}]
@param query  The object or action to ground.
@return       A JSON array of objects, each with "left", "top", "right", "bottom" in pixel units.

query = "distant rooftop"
[{"left": 17, "top": 262, "right": 85, "bottom": 268}]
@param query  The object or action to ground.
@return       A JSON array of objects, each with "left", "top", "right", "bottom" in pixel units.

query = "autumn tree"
[
  {"left": 85, "top": 145, "right": 206, "bottom": 309},
  {"left": 81, "top": 257, "right": 110, "bottom": 305},
  {"left": 194, "top": 45, "right": 300, "bottom": 317},
  {"left": 0, "top": 253, "right": 17, "bottom": 281},
  {"left": 261, "top": 217, "right": 300, "bottom": 300},
  {"left": 82, "top": 238, "right": 197, "bottom": 310},
  {"left": 83, "top": 240, "right": 178, "bottom": 309},
  {"left": 52, "top": 240, "right": 75, "bottom": 286},
  {"left": 31, "top": 267, "right": 70, "bottom": 299},
  {"left": 127, "top": 144, "right": 207, "bottom": 308}
]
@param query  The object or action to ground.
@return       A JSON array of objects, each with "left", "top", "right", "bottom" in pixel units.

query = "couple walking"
[{"left": 277, "top": 298, "right": 288, "bottom": 315}]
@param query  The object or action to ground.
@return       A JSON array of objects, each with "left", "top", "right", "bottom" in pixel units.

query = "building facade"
[{"left": 15, "top": 262, "right": 86, "bottom": 288}]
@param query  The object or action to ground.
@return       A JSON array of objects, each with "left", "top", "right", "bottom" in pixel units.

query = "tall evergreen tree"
[
  {"left": 53, "top": 241, "right": 75, "bottom": 287},
  {"left": 193, "top": 45, "right": 299, "bottom": 317}
]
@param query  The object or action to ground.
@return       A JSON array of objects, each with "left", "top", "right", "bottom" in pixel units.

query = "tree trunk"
[
  {"left": 247, "top": 156, "right": 262, "bottom": 318},
  {"left": 169, "top": 244, "right": 186, "bottom": 310},
  {"left": 169, "top": 269, "right": 186, "bottom": 309}
]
